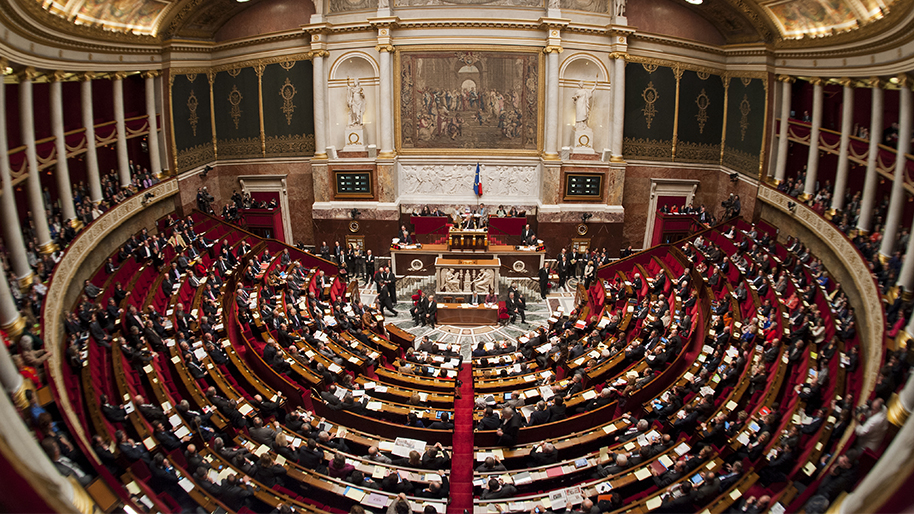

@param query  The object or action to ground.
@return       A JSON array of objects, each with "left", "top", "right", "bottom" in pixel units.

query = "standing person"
[
  {"left": 385, "top": 266, "right": 398, "bottom": 304},
  {"left": 538, "top": 263, "right": 550, "bottom": 300},
  {"left": 557, "top": 250, "right": 570, "bottom": 290},
  {"left": 365, "top": 249, "right": 376, "bottom": 285}
]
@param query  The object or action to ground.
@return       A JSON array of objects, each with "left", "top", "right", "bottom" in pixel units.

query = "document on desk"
[
  {"left": 344, "top": 487, "right": 365, "bottom": 501},
  {"left": 513, "top": 471, "right": 533, "bottom": 485},
  {"left": 645, "top": 496, "right": 662, "bottom": 510},
  {"left": 392, "top": 437, "right": 427, "bottom": 457},
  {"left": 633, "top": 468, "right": 651, "bottom": 481},
  {"left": 361, "top": 492, "right": 388, "bottom": 509},
  {"left": 365, "top": 401, "right": 383, "bottom": 411}
]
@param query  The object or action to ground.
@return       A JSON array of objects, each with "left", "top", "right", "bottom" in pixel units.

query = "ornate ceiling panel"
[
  {"left": 36, "top": 0, "right": 177, "bottom": 35},
  {"left": 24, "top": 0, "right": 908, "bottom": 44}
]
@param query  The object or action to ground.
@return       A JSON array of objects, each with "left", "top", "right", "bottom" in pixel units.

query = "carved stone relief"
[{"left": 398, "top": 164, "right": 539, "bottom": 200}]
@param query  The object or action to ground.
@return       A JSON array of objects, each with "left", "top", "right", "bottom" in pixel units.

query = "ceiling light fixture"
[{"left": 685, "top": 0, "right": 703, "bottom": 4}]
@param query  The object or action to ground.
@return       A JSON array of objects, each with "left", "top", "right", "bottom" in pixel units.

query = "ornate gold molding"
[
  {"left": 111, "top": 71, "right": 128, "bottom": 81},
  {"left": 38, "top": 241, "right": 58, "bottom": 255},
  {"left": 141, "top": 70, "right": 160, "bottom": 79},
  {"left": 16, "top": 271, "right": 35, "bottom": 293},
  {"left": 609, "top": 52, "right": 628, "bottom": 60},
  {"left": 376, "top": 44, "right": 395, "bottom": 53},
  {"left": 837, "top": 77, "right": 855, "bottom": 88},
  {"left": 777, "top": 75, "right": 796, "bottom": 83},
  {"left": 543, "top": 45, "right": 564, "bottom": 54},
  {"left": 897, "top": 74, "right": 912, "bottom": 89},
  {"left": 887, "top": 392, "right": 910, "bottom": 427},
  {"left": 78, "top": 71, "right": 95, "bottom": 83},
  {"left": 868, "top": 77, "right": 886, "bottom": 89},
  {"left": 311, "top": 50, "right": 331, "bottom": 59},
  {"left": 0, "top": 315, "right": 25, "bottom": 342},
  {"left": 49, "top": 70, "right": 67, "bottom": 82},
  {"left": 15, "top": 67, "right": 37, "bottom": 82}
]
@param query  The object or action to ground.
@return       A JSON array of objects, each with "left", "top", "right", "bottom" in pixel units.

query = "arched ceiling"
[{"left": 23, "top": 0, "right": 905, "bottom": 44}]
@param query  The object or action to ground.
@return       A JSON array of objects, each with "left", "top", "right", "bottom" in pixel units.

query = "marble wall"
[
  {"left": 176, "top": 161, "right": 316, "bottom": 244},
  {"left": 215, "top": 0, "right": 315, "bottom": 42},
  {"left": 621, "top": 164, "right": 759, "bottom": 248}
]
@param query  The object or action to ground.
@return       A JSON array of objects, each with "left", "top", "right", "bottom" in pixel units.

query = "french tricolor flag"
[{"left": 473, "top": 163, "right": 483, "bottom": 196}]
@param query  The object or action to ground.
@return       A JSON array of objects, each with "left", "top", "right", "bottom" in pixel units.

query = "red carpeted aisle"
[{"left": 448, "top": 363, "right": 475, "bottom": 513}]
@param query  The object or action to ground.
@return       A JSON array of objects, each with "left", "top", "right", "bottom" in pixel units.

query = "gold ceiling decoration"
[
  {"left": 35, "top": 0, "right": 177, "bottom": 36},
  {"left": 760, "top": 0, "right": 897, "bottom": 40},
  {"left": 642, "top": 82, "right": 659, "bottom": 130}
]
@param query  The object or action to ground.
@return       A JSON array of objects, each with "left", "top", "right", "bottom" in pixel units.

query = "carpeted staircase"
[{"left": 447, "top": 364, "right": 475, "bottom": 513}]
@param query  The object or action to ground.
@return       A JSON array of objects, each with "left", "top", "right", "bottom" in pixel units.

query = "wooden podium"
[{"left": 448, "top": 229, "right": 488, "bottom": 250}]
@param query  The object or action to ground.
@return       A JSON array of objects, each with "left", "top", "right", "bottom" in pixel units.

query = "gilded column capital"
[
  {"left": 837, "top": 77, "right": 854, "bottom": 88},
  {"left": 0, "top": 57, "right": 7, "bottom": 69},
  {"left": 808, "top": 77, "right": 825, "bottom": 86},
  {"left": 609, "top": 52, "right": 627, "bottom": 60},
  {"left": 375, "top": 44, "right": 395, "bottom": 53},
  {"left": 776, "top": 75, "right": 796, "bottom": 83},
  {"left": 887, "top": 392, "right": 910, "bottom": 427},
  {"left": 49, "top": 70, "right": 68, "bottom": 83},
  {"left": 310, "top": 49, "right": 330, "bottom": 59},
  {"left": 111, "top": 71, "right": 128, "bottom": 81},
  {"left": 867, "top": 77, "right": 885, "bottom": 89},
  {"left": 0, "top": 315, "right": 25, "bottom": 343},
  {"left": 141, "top": 70, "right": 160, "bottom": 79},
  {"left": 897, "top": 74, "right": 912, "bottom": 89},
  {"left": 78, "top": 71, "right": 95, "bottom": 82},
  {"left": 543, "top": 45, "right": 563, "bottom": 54},
  {"left": 16, "top": 67, "right": 37, "bottom": 83}
]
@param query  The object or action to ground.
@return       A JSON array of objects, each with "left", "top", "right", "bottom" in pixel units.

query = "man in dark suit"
[
  {"left": 538, "top": 264, "right": 550, "bottom": 299},
  {"left": 520, "top": 224, "right": 535, "bottom": 245},
  {"left": 411, "top": 292, "right": 428, "bottom": 324},
  {"left": 506, "top": 291, "right": 525, "bottom": 323},
  {"left": 424, "top": 295, "right": 438, "bottom": 328}
]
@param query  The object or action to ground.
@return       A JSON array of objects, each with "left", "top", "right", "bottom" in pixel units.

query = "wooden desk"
[
  {"left": 448, "top": 229, "right": 488, "bottom": 250},
  {"left": 436, "top": 303, "right": 499, "bottom": 326}
]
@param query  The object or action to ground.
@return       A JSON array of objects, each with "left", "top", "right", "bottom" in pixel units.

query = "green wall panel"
[
  {"left": 214, "top": 68, "right": 261, "bottom": 160},
  {"left": 723, "top": 77, "right": 767, "bottom": 177},
  {"left": 676, "top": 71, "right": 725, "bottom": 164},
  {"left": 171, "top": 73, "right": 214, "bottom": 172},
  {"left": 262, "top": 60, "right": 315, "bottom": 157},
  {"left": 623, "top": 63, "right": 676, "bottom": 161}
]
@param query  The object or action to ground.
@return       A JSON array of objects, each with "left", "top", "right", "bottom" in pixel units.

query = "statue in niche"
[
  {"left": 572, "top": 79, "right": 597, "bottom": 128},
  {"left": 347, "top": 77, "right": 366, "bottom": 127},
  {"left": 613, "top": 0, "right": 625, "bottom": 18}
]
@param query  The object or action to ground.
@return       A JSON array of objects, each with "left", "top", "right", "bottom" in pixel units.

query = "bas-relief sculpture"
[
  {"left": 399, "top": 51, "right": 540, "bottom": 151},
  {"left": 398, "top": 164, "right": 539, "bottom": 199},
  {"left": 395, "top": 0, "right": 540, "bottom": 6},
  {"left": 438, "top": 267, "right": 496, "bottom": 294}
]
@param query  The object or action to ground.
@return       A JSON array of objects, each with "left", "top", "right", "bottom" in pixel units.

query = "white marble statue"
[
  {"left": 347, "top": 78, "right": 365, "bottom": 127},
  {"left": 572, "top": 79, "right": 597, "bottom": 128},
  {"left": 613, "top": 0, "right": 626, "bottom": 18},
  {"left": 473, "top": 268, "right": 494, "bottom": 293}
]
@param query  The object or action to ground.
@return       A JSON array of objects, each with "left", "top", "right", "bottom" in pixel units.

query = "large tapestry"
[{"left": 397, "top": 49, "right": 542, "bottom": 154}]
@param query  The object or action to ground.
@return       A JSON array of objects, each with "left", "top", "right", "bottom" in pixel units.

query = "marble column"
[
  {"left": 312, "top": 51, "right": 328, "bottom": 159},
  {"left": 0, "top": 272, "right": 26, "bottom": 395},
  {"left": 0, "top": 61, "right": 35, "bottom": 289},
  {"left": 49, "top": 73, "right": 77, "bottom": 224},
  {"left": 144, "top": 71, "right": 162, "bottom": 176},
  {"left": 611, "top": 53, "right": 626, "bottom": 162},
  {"left": 831, "top": 80, "right": 854, "bottom": 213},
  {"left": 19, "top": 68, "right": 56, "bottom": 254},
  {"left": 79, "top": 74, "right": 102, "bottom": 203},
  {"left": 802, "top": 78, "right": 824, "bottom": 198},
  {"left": 112, "top": 72, "right": 131, "bottom": 187},
  {"left": 544, "top": 48, "right": 560, "bottom": 159},
  {"left": 774, "top": 77, "right": 793, "bottom": 184},
  {"left": 879, "top": 82, "right": 912, "bottom": 259},
  {"left": 377, "top": 47, "right": 395, "bottom": 158},
  {"left": 857, "top": 81, "right": 884, "bottom": 234},
  {"left": 840, "top": 374, "right": 914, "bottom": 514}
]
